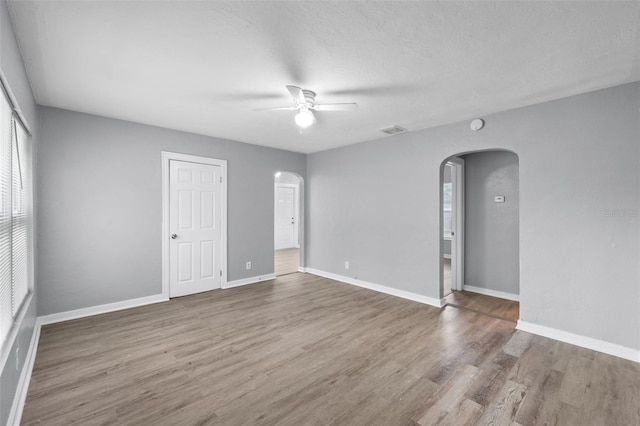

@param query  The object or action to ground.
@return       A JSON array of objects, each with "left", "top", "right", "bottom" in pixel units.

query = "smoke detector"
[
  {"left": 470, "top": 118, "right": 485, "bottom": 131},
  {"left": 379, "top": 125, "right": 407, "bottom": 135}
]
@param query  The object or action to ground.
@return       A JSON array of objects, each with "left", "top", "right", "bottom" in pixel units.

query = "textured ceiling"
[{"left": 7, "top": 1, "right": 640, "bottom": 153}]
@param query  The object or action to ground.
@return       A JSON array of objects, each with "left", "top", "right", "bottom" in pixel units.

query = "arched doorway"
[{"left": 441, "top": 150, "right": 520, "bottom": 322}]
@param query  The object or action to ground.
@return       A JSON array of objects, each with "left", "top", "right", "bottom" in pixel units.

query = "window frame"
[{"left": 0, "top": 77, "right": 34, "bottom": 369}]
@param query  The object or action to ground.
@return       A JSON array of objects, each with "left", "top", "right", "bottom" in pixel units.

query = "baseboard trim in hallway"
[
  {"left": 462, "top": 284, "right": 520, "bottom": 302},
  {"left": 305, "top": 268, "right": 446, "bottom": 308}
]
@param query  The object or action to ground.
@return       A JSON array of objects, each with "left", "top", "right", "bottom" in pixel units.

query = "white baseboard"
[
  {"left": 462, "top": 285, "right": 520, "bottom": 302},
  {"left": 443, "top": 254, "right": 451, "bottom": 259},
  {"left": 224, "top": 273, "right": 277, "bottom": 289},
  {"left": 516, "top": 320, "right": 639, "bottom": 363},
  {"left": 38, "top": 294, "right": 168, "bottom": 325},
  {"left": 297, "top": 267, "right": 306, "bottom": 273},
  {"left": 305, "top": 268, "right": 445, "bottom": 308},
  {"left": 7, "top": 319, "right": 41, "bottom": 426}
]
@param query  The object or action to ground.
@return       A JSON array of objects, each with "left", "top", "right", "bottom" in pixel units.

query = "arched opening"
[
  {"left": 440, "top": 149, "right": 520, "bottom": 322},
  {"left": 274, "top": 171, "right": 304, "bottom": 276}
]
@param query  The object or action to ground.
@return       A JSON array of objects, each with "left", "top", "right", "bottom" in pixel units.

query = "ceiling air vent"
[{"left": 379, "top": 125, "right": 407, "bottom": 135}]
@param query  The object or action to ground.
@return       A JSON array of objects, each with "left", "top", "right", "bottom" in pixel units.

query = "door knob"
[{"left": 171, "top": 234, "right": 178, "bottom": 239}]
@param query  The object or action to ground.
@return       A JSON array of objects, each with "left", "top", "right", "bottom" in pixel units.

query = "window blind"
[
  {"left": 0, "top": 81, "right": 31, "bottom": 351},
  {"left": 0, "top": 91, "right": 12, "bottom": 345},
  {"left": 12, "top": 117, "right": 28, "bottom": 315}
]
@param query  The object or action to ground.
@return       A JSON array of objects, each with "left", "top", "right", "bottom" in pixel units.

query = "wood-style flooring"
[
  {"left": 446, "top": 290, "right": 520, "bottom": 322},
  {"left": 443, "top": 257, "right": 451, "bottom": 296},
  {"left": 274, "top": 248, "right": 299, "bottom": 276},
  {"left": 22, "top": 273, "right": 640, "bottom": 425}
]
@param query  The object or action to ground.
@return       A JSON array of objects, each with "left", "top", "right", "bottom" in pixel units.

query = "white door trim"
[
  {"left": 447, "top": 158, "right": 465, "bottom": 292},
  {"left": 162, "top": 151, "right": 227, "bottom": 298}
]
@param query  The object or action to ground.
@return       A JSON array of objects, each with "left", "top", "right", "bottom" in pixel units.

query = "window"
[
  {"left": 12, "top": 118, "right": 28, "bottom": 315},
  {"left": 443, "top": 182, "right": 453, "bottom": 239},
  {"left": 0, "top": 91, "right": 12, "bottom": 346},
  {"left": 0, "top": 85, "right": 31, "bottom": 349}
]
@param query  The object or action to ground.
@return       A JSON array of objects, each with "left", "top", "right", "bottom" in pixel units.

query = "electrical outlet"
[
  {"left": 15, "top": 347, "right": 19, "bottom": 371},
  {"left": 345, "top": 261, "right": 350, "bottom": 270},
  {"left": 246, "top": 261, "right": 251, "bottom": 270}
]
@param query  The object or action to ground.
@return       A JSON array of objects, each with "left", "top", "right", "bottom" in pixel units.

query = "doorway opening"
[
  {"left": 441, "top": 150, "right": 520, "bottom": 322},
  {"left": 442, "top": 158, "right": 464, "bottom": 297},
  {"left": 274, "top": 171, "right": 303, "bottom": 276}
]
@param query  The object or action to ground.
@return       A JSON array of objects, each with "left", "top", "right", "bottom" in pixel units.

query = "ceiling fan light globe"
[{"left": 295, "top": 110, "right": 314, "bottom": 128}]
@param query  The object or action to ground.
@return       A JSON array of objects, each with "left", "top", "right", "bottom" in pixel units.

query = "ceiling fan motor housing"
[{"left": 302, "top": 90, "right": 316, "bottom": 105}]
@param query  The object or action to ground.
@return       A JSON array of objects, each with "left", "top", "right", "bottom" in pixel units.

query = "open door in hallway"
[
  {"left": 274, "top": 172, "right": 301, "bottom": 276},
  {"left": 275, "top": 186, "right": 295, "bottom": 249}
]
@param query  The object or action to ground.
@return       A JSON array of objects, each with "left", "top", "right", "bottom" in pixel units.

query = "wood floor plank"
[
  {"left": 414, "top": 364, "right": 482, "bottom": 425},
  {"left": 502, "top": 330, "right": 534, "bottom": 357},
  {"left": 514, "top": 369, "right": 564, "bottom": 426},
  {"left": 476, "top": 379, "right": 527, "bottom": 425},
  {"left": 275, "top": 248, "right": 299, "bottom": 276},
  {"left": 464, "top": 351, "right": 519, "bottom": 407},
  {"left": 21, "top": 272, "right": 640, "bottom": 425}
]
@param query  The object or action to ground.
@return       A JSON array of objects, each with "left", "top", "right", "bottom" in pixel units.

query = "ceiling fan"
[{"left": 254, "top": 85, "right": 358, "bottom": 128}]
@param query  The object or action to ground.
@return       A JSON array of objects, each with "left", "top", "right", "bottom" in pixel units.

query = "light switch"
[{"left": 494, "top": 196, "right": 505, "bottom": 203}]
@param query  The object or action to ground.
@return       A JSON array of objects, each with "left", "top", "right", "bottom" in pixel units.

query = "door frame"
[
  {"left": 274, "top": 183, "right": 299, "bottom": 249},
  {"left": 446, "top": 158, "right": 465, "bottom": 292},
  {"left": 273, "top": 172, "right": 305, "bottom": 273},
  {"left": 161, "top": 151, "right": 228, "bottom": 298}
]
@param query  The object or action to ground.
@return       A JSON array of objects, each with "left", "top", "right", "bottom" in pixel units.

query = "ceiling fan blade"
[
  {"left": 253, "top": 106, "right": 298, "bottom": 111},
  {"left": 286, "top": 85, "right": 306, "bottom": 104},
  {"left": 312, "top": 103, "right": 359, "bottom": 111}
]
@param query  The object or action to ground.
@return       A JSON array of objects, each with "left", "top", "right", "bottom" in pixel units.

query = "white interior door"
[
  {"left": 169, "top": 160, "right": 221, "bottom": 297},
  {"left": 275, "top": 186, "right": 295, "bottom": 249}
]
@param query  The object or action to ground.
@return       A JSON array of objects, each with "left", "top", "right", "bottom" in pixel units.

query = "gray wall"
[
  {"left": 0, "top": 0, "right": 36, "bottom": 128},
  {"left": 0, "top": 0, "right": 39, "bottom": 424},
  {"left": 306, "top": 82, "right": 640, "bottom": 351},
  {"left": 463, "top": 151, "right": 519, "bottom": 295},
  {"left": 37, "top": 107, "right": 306, "bottom": 316}
]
